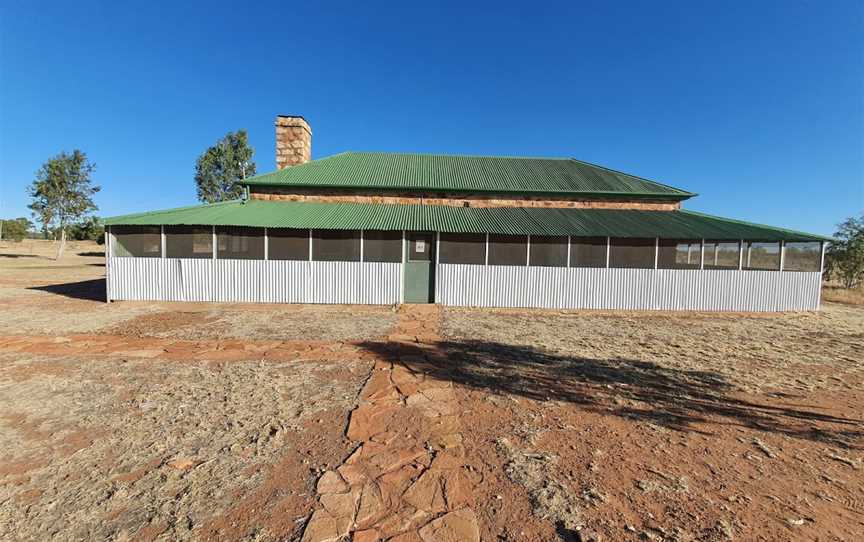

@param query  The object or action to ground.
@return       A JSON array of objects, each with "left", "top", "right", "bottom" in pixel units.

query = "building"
[{"left": 104, "top": 115, "right": 830, "bottom": 311}]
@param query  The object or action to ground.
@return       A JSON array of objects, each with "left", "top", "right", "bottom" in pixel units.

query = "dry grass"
[{"left": 822, "top": 284, "right": 864, "bottom": 306}]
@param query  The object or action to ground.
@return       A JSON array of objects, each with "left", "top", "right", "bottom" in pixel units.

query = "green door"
[{"left": 403, "top": 232, "right": 436, "bottom": 303}]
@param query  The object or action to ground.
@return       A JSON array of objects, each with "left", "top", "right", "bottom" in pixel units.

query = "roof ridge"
[{"left": 340, "top": 150, "right": 573, "bottom": 161}]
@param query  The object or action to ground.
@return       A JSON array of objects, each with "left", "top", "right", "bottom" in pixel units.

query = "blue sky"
[{"left": 1, "top": 0, "right": 861, "bottom": 236}]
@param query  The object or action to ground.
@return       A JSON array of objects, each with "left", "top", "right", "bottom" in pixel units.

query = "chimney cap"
[{"left": 275, "top": 114, "right": 311, "bottom": 134}]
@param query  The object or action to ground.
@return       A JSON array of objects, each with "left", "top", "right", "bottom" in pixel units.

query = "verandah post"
[
  {"left": 605, "top": 237, "right": 611, "bottom": 268},
  {"left": 566, "top": 236, "right": 571, "bottom": 268},
  {"left": 779, "top": 240, "right": 785, "bottom": 272},
  {"left": 484, "top": 234, "right": 489, "bottom": 265}
]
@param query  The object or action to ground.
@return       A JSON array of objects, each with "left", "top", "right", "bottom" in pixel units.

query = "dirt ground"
[{"left": 1, "top": 240, "right": 862, "bottom": 541}]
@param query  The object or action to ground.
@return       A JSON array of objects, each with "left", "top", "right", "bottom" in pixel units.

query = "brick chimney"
[{"left": 275, "top": 115, "right": 312, "bottom": 169}]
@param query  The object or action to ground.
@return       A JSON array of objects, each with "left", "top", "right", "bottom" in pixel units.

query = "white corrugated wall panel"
[
  {"left": 108, "top": 257, "right": 165, "bottom": 301},
  {"left": 436, "top": 264, "right": 821, "bottom": 312},
  {"left": 107, "top": 258, "right": 400, "bottom": 305},
  {"left": 309, "top": 262, "right": 401, "bottom": 305}
]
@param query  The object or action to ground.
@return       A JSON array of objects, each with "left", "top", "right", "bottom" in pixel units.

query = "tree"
[
  {"left": 825, "top": 213, "right": 864, "bottom": 289},
  {"left": 0, "top": 217, "right": 33, "bottom": 242},
  {"left": 194, "top": 130, "right": 256, "bottom": 203},
  {"left": 28, "top": 150, "right": 100, "bottom": 259},
  {"left": 68, "top": 216, "right": 105, "bottom": 244}
]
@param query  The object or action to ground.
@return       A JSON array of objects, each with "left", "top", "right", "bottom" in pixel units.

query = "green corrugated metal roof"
[
  {"left": 104, "top": 200, "right": 830, "bottom": 242},
  {"left": 242, "top": 152, "right": 696, "bottom": 200}
]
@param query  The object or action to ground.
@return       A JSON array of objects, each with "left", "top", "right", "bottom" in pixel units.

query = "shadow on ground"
[
  {"left": 358, "top": 339, "right": 864, "bottom": 449},
  {"left": 0, "top": 253, "right": 46, "bottom": 259},
  {"left": 29, "top": 278, "right": 106, "bottom": 302}
]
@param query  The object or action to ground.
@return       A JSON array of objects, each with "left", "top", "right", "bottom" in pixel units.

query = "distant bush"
[
  {"left": 826, "top": 214, "right": 864, "bottom": 289},
  {"left": 0, "top": 217, "right": 33, "bottom": 242}
]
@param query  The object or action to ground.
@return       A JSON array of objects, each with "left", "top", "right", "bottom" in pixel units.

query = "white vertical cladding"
[
  {"left": 107, "top": 258, "right": 400, "bottom": 305},
  {"left": 213, "top": 259, "right": 268, "bottom": 303},
  {"left": 108, "top": 257, "right": 165, "bottom": 301},
  {"left": 436, "top": 263, "right": 821, "bottom": 312},
  {"left": 107, "top": 258, "right": 821, "bottom": 311},
  {"left": 310, "top": 261, "right": 401, "bottom": 305},
  {"left": 176, "top": 259, "right": 214, "bottom": 302}
]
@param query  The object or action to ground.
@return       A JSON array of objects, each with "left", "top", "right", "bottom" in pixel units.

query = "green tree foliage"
[
  {"left": 28, "top": 150, "right": 100, "bottom": 259},
  {"left": 194, "top": 130, "right": 256, "bottom": 203},
  {"left": 68, "top": 216, "right": 105, "bottom": 244},
  {"left": 826, "top": 213, "right": 864, "bottom": 289},
  {"left": 0, "top": 217, "right": 33, "bottom": 242}
]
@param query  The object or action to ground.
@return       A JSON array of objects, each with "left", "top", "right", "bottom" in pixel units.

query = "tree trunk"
[{"left": 55, "top": 226, "right": 66, "bottom": 260}]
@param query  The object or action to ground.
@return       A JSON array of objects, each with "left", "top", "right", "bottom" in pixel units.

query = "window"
[
  {"left": 571, "top": 237, "right": 607, "bottom": 268},
  {"left": 610, "top": 238, "right": 655, "bottom": 269},
  {"left": 216, "top": 227, "right": 264, "bottom": 260},
  {"left": 743, "top": 241, "right": 780, "bottom": 270},
  {"left": 112, "top": 226, "right": 161, "bottom": 258},
  {"left": 488, "top": 234, "right": 527, "bottom": 266},
  {"left": 783, "top": 242, "right": 821, "bottom": 272},
  {"left": 439, "top": 233, "right": 485, "bottom": 264},
  {"left": 269, "top": 229, "right": 309, "bottom": 261},
  {"left": 529, "top": 236, "right": 568, "bottom": 267},
  {"left": 658, "top": 240, "right": 701, "bottom": 269},
  {"left": 312, "top": 230, "right": 360, "bottom": 262},
  {"left": 364, "top": 230, "right": 403, "bottom": 263},
  {"left": 165, "top": 226, "right": 213, "bottom": 258},
  {"left": 704, "top": 241, "right": 740, "bottom": 270}
]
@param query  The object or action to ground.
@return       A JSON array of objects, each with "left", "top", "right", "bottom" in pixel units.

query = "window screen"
[
  {"left": 570, "top": 237, "right": 607, "bottom": 268},
  {"left": 364, "top": 231, "right": 402, "bottom": 263},
  {"left": 312, "top": 230, "right": 360, "bottom": 262},
  {"left": 610, "top": 238, "right": 655, "bottom": 269},
  {"left": 704, "top": 241, "right": 740, "bottom": 270},
  {"left": 408, "top": 232, "right": 434, "bottom": 261},
  {"left": 439, "top": 233, "right": 485, "bottom": 264},
  {"left": 111, "top": 226, "right": 161, "bottom": 258},
  {"left": 529, "top": 236, "right": 567, "bottom": 267},
  {"left": 783, "top": 242, "right": 821, "bottom": 272},
  {"left": 269, "top": 229, "right": 309, "bottom": 261},
  {"left": 658, "top": 240, "right": 701, "bottom": 269},
  {"left": 165, "top": 226, "right": 213, "bottom": 259},
  {"left": 488, "top": 234, "right": 527, "bottom": 266},
  {"left": 216, "top": 226, "right": 264, "bottom": 260},
  {"left": 744, "top": 241, "right": 780, "bottom": 270}
]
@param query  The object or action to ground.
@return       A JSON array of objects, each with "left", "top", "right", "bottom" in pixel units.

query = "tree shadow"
[
  {"left": 357, "top": 339, "right": 863, "bottom": 450},
  {"left": 29, "top": 278, "right": 106, "bottom": 302},
  {"left": 0, "top": 253, "right": 46, "bottom": 259}
]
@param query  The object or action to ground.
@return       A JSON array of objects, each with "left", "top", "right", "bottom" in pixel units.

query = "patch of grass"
[{"left": 822, "top": 284, "right": 864, "bottom": 306}]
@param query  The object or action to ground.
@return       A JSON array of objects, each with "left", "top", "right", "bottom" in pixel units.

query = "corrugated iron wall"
[
  {"left": 107, "top": 258, "right": 401, "bottom": 305},
  {"left": 108, "top": 258, "right": 821, "bottom": 311},
  {"left": 435, "top": 264, "right": 821, "bottom": 311}
]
